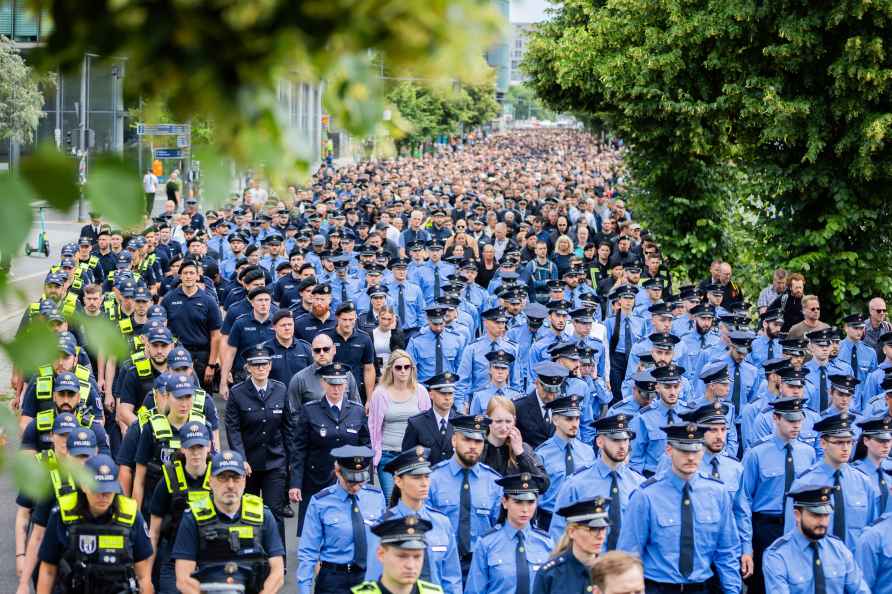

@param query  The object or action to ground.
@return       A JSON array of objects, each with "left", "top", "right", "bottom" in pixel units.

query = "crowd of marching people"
[{"left": 9, "top": 127, "right": 892, "bottom": 594}]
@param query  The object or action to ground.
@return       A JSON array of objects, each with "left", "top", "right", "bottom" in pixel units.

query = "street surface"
[{"left": 0, "top": 210, "right": 302, "bottom": 593}]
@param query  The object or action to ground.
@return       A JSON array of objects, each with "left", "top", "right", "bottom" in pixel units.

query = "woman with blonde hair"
[
  {"left": 481, "top": 396, "right": 549, "bottom": 486},
  {"left": 367, "top": 349, "right": 430, "bottom": 500},
  {"left": 532, "top": 497, "right": 612, "bottom": 594},
  {"left": 552, "top": 234, "right": 575, "bottom": 278}
]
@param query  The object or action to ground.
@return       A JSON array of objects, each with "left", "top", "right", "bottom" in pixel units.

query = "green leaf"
[
  {"left": 70, "top": 313, "right": 129, "bottom": 361},
  {"left": 0, "top": 175, "right": 35, "bottom": 255},
  {"left": 12, "top": 451, "right": 51, "bottom": 501},
  {"left": 86, "top": 156, "right": 144, "bottom": 228},
  {"left": 2, "top": 322, "right": 59, "bottom": 376},
  {"left": 193, "top": 147, "right": 230, "bottom": 210},
  {"left": 19, "top": 144, "right": 80, "bottom": 210}
]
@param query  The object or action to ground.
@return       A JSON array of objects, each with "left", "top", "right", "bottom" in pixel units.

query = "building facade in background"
[
  {"left": 486, "top": 0, "right": 511, "bottom": 101},
  {"left": 510, "top": 23, "right": 535, "bottom": 85}
]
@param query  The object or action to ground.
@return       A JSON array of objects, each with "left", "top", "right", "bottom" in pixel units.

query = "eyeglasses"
[
  {"left": 874, "top": 309, "right": 887, "bottom": 313},
  {"left": 393, "top": 364, "right": 413, "bottom": 371},
  {"left": 807, "top": 307, "right": 821, "bottom": 311},
  {"left": 312, "top": 346, "right": 332, "bottom": 354}
]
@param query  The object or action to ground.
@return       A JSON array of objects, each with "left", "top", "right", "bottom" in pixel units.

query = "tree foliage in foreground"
[
  {"left": 524, "top": 0, "right": 892, "bottom": 318},
  {"left": 0, "top": 37, "right": 48, "bottom": 145}
]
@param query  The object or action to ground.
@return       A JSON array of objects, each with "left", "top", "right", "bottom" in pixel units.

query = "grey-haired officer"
[
  {"left": 533, "top": 496, "right": 612, "bottom": 594},
  {"left": 852, "top": 415, "right": 892, "bottom": 513},
  {"left": 681, "top": 402, "right": 753, "bottom": 582},
  {"left": 629, "top": 363, "right": 694, "bottom": 477},
  {"left": 550, "top": 414, "right": 644, "bottom": 547},
  {"left": 618, "top": 423, "right": 742, "bottom": 594},
  {"left": 465, "top": 472, "right": 555, "bottom": 594},
  {"left": 293, "top": 362, "right": 370, "bottom": 534},
  {"left": 225, "top": 343, "right": 297, "bottom": 546},
  {"left": 351, "top": 516, "right": 445, "bottom": 594},
  {"left": 172, "top": 450, "right": 285, "bottom": 593},
  {"left": 741, "top": 396, "right": 817, "bottom": 594},
  {"left": 428, "top": 415, "right": 503, "bottom": 580},
  {"left": 297, "top": 445, "right": 386, "bottom": 594},
  {"left": 534, "top": 395, "right": 596, "bottom": 531},
  {"left": 765, "top": 483, "right": 869, "bottom": 594},
  {"left": 365, "top": 447, "right": 462, "bottom": 594},
  {"left": 784, "top": 414, "right": 880, "bottom": 553}
]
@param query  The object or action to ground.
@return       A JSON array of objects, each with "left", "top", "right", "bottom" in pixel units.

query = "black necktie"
[
  {"left": 464, "top": 285, "right": 471, "bottom": 301},
  {"left": 490, "top": 340, "right": 498, "bottom": 353},
  {"left": 667, "top": 408, "right": 676, "bottom": 425},
  {"left": 257, "top": 388, "right": 265, "bottom": 400},
  {"left": 607, "top": 471, "right": 621, "bottom": 551},
  {"left": 767, "top": 339, "right": 775, "bottom": 360},
  {"left": 350, "top": 495, "right": 367, "bottom": 567},
  {"left": 565, "top": 441, "right": 575, "bottom": 475},
  {"left": 435, "top": 333, "right": 444, "bottom": 375},
  {"left": 811, "top": 541, "right": 826, "bottom": 594},
  {"left": 679, "top": 482, "right": 694, "bottom": 577},
  {"left": 710, "top": 457, "right": 721, "bottom": 480},
  {"left": 341, "top": 281, "right": 348, "bottom": 304},
  {"left": 732, "top": 362, "right": 742, "bottom": 412},
  {"left": 700, "top": 332, "right": 706, "bottom": 350},
  {"left": 833, "top": 469, "right": 846, "bottom": 540},
  {"left": 439, "top": 418, "right": 447, "bottom": 436},
  {"left": 819, "top": 367, "right": 828, "bottom": 411},
  {"left": 624, "top": 317, "right": 632, "bottom": 354},
  {"left": 784, "top": 443, "right": 795, "bottom": 493},
  {"left": 398, "top": 285, "right": 406, "bottom": 326},
  {"left": 516, "top": 531, "right": 530, "bottom": 594},
  {"left": 609, "top": 309, "right": 621, "bottom": 354},
  {"left": 434, "top": 266, "right": 441, "bottom": 300},
  {"left": 331, "top": 404, "right": 340, "bottom": 419},
  {"left": 879, "top": 468, "right": 888, "bottom": 512},
  {"left": 459, "top": 469, "right": 471, "bottom": 557},
  {"left": 851, "top": 344, "right": 859, "bottom": 376}
]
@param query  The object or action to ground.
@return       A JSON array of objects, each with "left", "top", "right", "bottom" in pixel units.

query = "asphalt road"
[{"left": 0, "top": 215, "right": 303, "bottom": 593}]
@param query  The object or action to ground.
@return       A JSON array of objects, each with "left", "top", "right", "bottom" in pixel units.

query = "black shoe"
[{"left": 282, "top": 504, "right": 295, "bottom": 518}]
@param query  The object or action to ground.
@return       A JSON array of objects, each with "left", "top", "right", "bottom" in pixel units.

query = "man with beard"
[
  {"left": 742, "top": 396, "right": 816, "bottom": 594},
  {"left": 679, "top": 303, "right": 720, "bottom": 381},
  {"left": 534, "top": 395, "right": 596, "bottom": 531},
  {"left": 749, "top": 307, "right": 785, "bottom": 367},
  {"left": 550, "top": 414, "right": 644, "bottom": 546},
  {"left": 771, "top": 272, "right": 806, "bottom": 332},
  {"left": 20, "top": 372, "right": 111, "bottom": 456},
  {"left": 428, "top": 415, "right": 502, "bottom": 581},
  {"left": 680, "top": 402, "right": 753, "bottom": 583},
  {"left": 527, "top": 300, "right": 573, "bottom": 380},
  {"left": 765, "top": 484, "right": 869, "bottom": 593},
  {"left": 618, "top": 423, "right": 741, "bottom": 594},
  {"left": 294, "top": 283, "right": 337, "bottom": 342},
  {"left": 115, "top": 325, "right": 176, "bottom": 433},
  {"left": 783, "top": 413, "right": 880, "bottom": 553}
]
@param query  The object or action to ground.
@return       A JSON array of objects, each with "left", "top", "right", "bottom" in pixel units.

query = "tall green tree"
[
  {"left": 523, "top": 0, "right": 892, "bottom": 317},
  {"left": 0, "top": 37, "right": 47, "bottom": 145}
]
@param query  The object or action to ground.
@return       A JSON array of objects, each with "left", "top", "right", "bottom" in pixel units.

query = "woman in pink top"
[{"left": 368, "top": 349, "right": 430, "bottom": 500}]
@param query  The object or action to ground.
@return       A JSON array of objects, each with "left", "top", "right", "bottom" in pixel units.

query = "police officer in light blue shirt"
[
  {"left": 855, "top": 508, "right": 892, "bottom": 594},
  {"left": 609, "top": 368, "right": 657, "bottom": 417},
  {"left": 742, "top": 396, "right": 817, "bottom": 594},
  {"left": 455, "top": 307, "right": 520, "bottom": 412},
  {"left": 765, "top": 483, "right": 870, "bottom": 594},
  {"left": 784, "top": 413, "right": 880, "bottom": 553},
  {"left": 624, "top": 302, "right": 678, "bottom": 379},
  {"left": 527, "top": 300, "right": 573, "bottom": 381},
  {"left": 364, "top": 447, "right": 462, "bottom": 594},
  {"left": 852, "top": 415, "right": 892, "bottom": 514},
  {"left": 533, "top": 395, "right": 596, "bottom": 531},
  {"left": 752, "top": 368, "right": 823, "bottom": 453},
  {"left": 465, "top": 472, "right": 554, "bottom": 594},
  {"left": 749, "top": 307, "right": 785, "bottom": 368},
  {"left": 470, "top": 351, "right": 523, "bottom": 415},
  {"left": 296, "top": 445, "right": 386, "bottom": 594},
  {"left": 678, "top": 304, "right": 721, "bottom": 382},
  {"left": 629, "top": 363, "right": 694, "bottom": 477},
  {"left": 428, "top": 415, "right": 503, "bottom": 580},
  {"left": 406, "top": 304, "right": 464, "bottom": 382},
  {"left": 838, "top": 313, "right": 879, "bottom": 407},
  {"left": 385, "top": 257, "right": 427, "bottom": 336},
  {"left": 617, "top": 422, "right": 742, "bottom": 593},
  {"left": 691, "top": 362, "right": 741, "bottom": 459},
  {"left": 416, "top": 239, "right": 456, "bottom": 305},
  {"left": 621, "top": 332, "right": 695, "bottom": 403},
  {"left": 329, "top": 256, "right": 363, "bottom": 308},
  {"left": 550, "top": 413, "right": 644, "bottom": 547}
]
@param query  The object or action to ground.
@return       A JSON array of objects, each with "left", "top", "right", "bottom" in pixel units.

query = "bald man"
[{"left": 287, "top": 333, "right": 361, "bottom": 406}]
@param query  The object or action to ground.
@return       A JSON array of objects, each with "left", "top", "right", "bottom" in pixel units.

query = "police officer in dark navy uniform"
[
  {"left": 401, "top": 373, "right": 460, "bottom": 466},
  {"left": 36, "top": 454, "right": 154, "bottom": 594},
  {"left": 297, "top": 445, "right": 387, "bottom": 594},
  {"left": 533, "top": 496, "right": 612, "bottom": 594},
  {"left": 171, "top": 450, "right": 286, "bottom": 594},
  {"left": 514, "top": 361, "right": 569, "bottom": 449},
  {"left": 225, "top": 344, "right": 297, "bottom": 546},
  {"left": 293, "top": 362, "right": 371, "bottom": 534}
]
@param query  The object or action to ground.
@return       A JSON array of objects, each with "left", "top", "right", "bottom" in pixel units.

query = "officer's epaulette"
[
  {"left": 531, "top": 526, "right": 550, "bottom": 539},
  {"left": 480, "top": 524, "right": 502, "bottom": 539},
  {"left": 540, "top": 555, "right": 565, "bottom": 572},
  {"left": 639, "top": 476, "right": 659, "bottom": 489},
  {"left": 697, "top": 472, "right": 724, "bottom": 485},
  {"left": 305, "top": 398, "right": 325, "bottom": 408},
  {"left": 751, "top": 435, "right": 773, "bottom": 448},
  {"left": 423, "top": 503, "right": 449, "bottom": 520},
  {"left": 361, "top": 483, "right": 383, "bottom": 494},
  {"left": 430, "top": 459, "right": 450, "bottom": 471},
  {"left": 765, "top": 531, "right": 793, "bottom": 552},
  {"left": 868, "top": 394, "right": 884, "bottom": 405},
  {"left": 319, "top": 485, "right": 339, "bottom": 498},
  {"left": 477, "top": 462, "right": 501, "bottom": 476},
  {"left": 567, "top": 464, "right": 594, "bottom": 478}
]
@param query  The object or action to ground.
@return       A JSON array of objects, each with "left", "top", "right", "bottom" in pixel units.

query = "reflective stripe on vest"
[
  {"left": 36, "top": 409, "right": 55, "bottom": 431},
  {"left": 119, "top": 318, "right": 134, "bottom": 335},
  {"left": 133, "top": 354, "right": 152, "bottom": 378},
  {"left": 192, "top": 390, "right": 206, "bottom": 417},
  {"left": 35, "top": 376, "right": 53, "bottom": 401},
  {"left": 61, "top": 294, "right": 77, "bottom": 317}
]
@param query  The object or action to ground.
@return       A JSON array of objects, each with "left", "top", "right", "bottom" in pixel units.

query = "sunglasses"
[
  {"left": 313, "top": 346, "right": 332, "bottom": 354},
  {"left": 393, "top": 364, "right": 413, "bottom": 371}
]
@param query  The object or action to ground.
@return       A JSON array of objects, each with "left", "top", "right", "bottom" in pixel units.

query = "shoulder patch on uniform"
[
  {"left": 540, "top": 555, "right": 564, "bottom": 571},
  {"left": 319, "top": 485, "right": 338, "bottom": 497},
  {"left": 480, "top": 525, "right": 502, "bottom": 539},
  {"left": 361, "top": 483, "right": 383, "bottom": 494},
  {"left": 640, "top": 477, "right": 659, "bottom": 489},
  {"left": 531, "top": 526, "right": 551, "bottom": 539},
  {"left": 431, "top": 459, "right": 450, "bottom": 471},
  {"left": 477, "top": 462, "right": 501, "bottom": 475}
]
